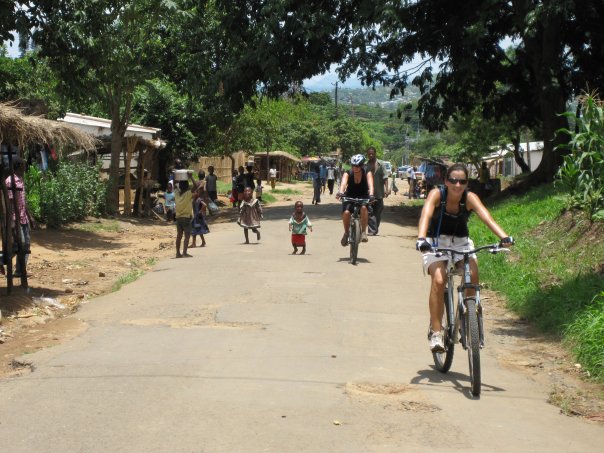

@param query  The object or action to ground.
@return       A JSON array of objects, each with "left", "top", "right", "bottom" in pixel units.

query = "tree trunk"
[
  {"left": 511, "top": 133, "right": 530, "bottom": 173},
  {"left": 524, "top": 8, "right": 570, "bottom": 185},
  {"left": 107, "top": 111, "right": 128, "bottom": 214}
]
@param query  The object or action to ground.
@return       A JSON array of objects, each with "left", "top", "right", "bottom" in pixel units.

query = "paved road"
[{"left": 0, "top": 192, "right": 602, "bottom": 452}]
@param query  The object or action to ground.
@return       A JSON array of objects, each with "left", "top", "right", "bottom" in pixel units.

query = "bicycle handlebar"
[
  {"left": 340, "top": 197, "right": 371, "bottom": 205},
  {"left": 432, "top": 243, "right": 511, "bottom": 257}
]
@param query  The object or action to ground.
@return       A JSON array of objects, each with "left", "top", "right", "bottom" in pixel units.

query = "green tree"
[
  {"left": 30, "top": 0, "right": 181, "bottom": 213},
  {"left": 337, "top": 1, "right": 604, "bottom": 185}
]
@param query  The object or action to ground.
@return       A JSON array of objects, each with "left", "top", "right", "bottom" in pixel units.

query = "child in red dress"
[{"left": 288, "top": 201, "right": 312, "bottom": 255}]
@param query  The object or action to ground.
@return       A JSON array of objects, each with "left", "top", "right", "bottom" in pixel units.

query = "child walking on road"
[
  {"left": 237, "top": 186, "right": 262, "bottom": 244},
  {"left": 289, "top": 201, "right": 312, "bottom": 255}
]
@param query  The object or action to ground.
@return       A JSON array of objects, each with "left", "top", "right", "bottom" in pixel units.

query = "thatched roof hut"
[{"left": 0, "top": 103, "right": 98, "bottom": 151}]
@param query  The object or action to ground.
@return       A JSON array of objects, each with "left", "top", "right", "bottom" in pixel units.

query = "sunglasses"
[{"left": 447, "top": 177, "right": 468, "bottom": 185}]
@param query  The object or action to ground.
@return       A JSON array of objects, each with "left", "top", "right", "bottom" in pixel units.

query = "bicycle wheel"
[
  {"left": 349, "top": 218, "right": 360, "bottom": 264},
  {"left": 465, "top": 297, "right": 481, "bottom": 396},
  {"left": 433, "top": 289, "right": 455, "bottom": 372}
]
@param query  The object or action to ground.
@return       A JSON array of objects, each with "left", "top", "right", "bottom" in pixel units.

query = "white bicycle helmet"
[{"left": 350, "top": 154, "right": 365, "bottom": 166}]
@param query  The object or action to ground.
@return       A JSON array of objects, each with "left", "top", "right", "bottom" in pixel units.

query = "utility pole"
[
  {"left": 349, "top": 94, "right": 355, "bottom": 118},
  {"left": 334, "top": 81, "right": 339, "bottom": 118}
]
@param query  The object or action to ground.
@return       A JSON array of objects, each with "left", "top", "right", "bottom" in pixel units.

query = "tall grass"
[{"left": 469, "top": 184, "right": 604, "bottom": 381}]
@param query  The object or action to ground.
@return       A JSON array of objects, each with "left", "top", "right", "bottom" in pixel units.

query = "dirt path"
[{"left": 0, "top": 178, "right": 602, "bottom": 449}]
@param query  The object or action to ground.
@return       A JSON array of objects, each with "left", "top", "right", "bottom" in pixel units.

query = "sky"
[{"left": 303, "top": 64, "right": 364, "bottom": 92}]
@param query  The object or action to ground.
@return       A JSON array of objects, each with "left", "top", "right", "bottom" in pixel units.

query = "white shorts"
[{"left": 422, "top": 235, "right": 476, "bottom": 274}]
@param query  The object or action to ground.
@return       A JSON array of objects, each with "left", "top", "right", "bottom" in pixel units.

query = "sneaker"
[
  {"left": 361, "top": 232, "right": 368, "bottom": 242},
  {"left": 341, "top": 232, "right": 348, "bottom": 247},
  {"left": 429, "top": 330, "right": 445, "bottom": 353}
]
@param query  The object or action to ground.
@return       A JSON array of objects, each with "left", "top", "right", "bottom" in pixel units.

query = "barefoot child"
[
  {"left": 174, "top": 176, "right": 196, "bottom": 257},
  {"left": 288, "top": 201, "right": 312, "bottom": 254},
  {"left": 237, "top": 186, "right": 262, "bottom": 244},
  {"left": 190, "top": 187, "right": 210, "bottom": 247}
]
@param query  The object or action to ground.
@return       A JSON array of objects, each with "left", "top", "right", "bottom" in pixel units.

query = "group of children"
[{"left": 173, "top": 171, "right": 313, "bottom": 257}]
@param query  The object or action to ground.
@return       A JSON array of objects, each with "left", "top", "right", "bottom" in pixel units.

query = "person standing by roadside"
[
  {"left": 205, "top": 166, "right": 218, "bottom": 202},
  {"left": 243, "top": 164, "right": 256, "bottom": 191},
  {"left": 319, "top": 161, "right": 327, "bottom": 194},
  {"left": 174, "top": 174, "right": 196, "bottom": 258},
  {"left": 326, "top": 164, "right": 336, "bottom": 195},
  {"left": 311, "top": 159, "right": 322, "bottom": 205},
  {"left": 190, "top": 186, "right": 209, "bottom": 248},
  {"left": 230, "top": 169, "right": 239, "bottom": 208},
  {"left": 6, "top": 157, "right": 36, "bottom": 277},
  {"left": 478, "top": 161, "right": 489, "bottom": 200},
  {"left": 407, "top": 166, "right": 417, "bottom": 199},
  {"left": 236, "top": 166, "right": 245, "bottom": 207},
  {"left": 269, "top": 166, "right": 278, "bottom": 190},
  {"left": 366, "top": 147, "right": 390, "bottom": 236}
]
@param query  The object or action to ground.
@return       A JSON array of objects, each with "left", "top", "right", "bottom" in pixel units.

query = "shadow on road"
[{"left": 410, "top": 367, "right": 506, "bottom": 400}]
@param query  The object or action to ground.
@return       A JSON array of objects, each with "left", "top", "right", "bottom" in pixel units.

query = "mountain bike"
[
  {"left": 340, "top": 197, "right": 370, "bottom": 265},
  {"left": 429, "top": 243, "right": 510, "bottom": 396}
]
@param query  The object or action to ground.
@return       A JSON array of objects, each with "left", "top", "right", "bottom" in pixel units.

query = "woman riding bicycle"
[
  {"left": 336, "top": 154, "right": 375, "bottom": 246},
  {"left": 416, "top": 163, "right": 513, "bottom": 352}
]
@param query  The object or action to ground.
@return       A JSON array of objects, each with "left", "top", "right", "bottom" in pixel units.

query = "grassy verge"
[
  {"left": 111, "top": 258, "right": 156, "bottom": 292},
  {"left": 73, "top": 220, "right": 122, "bottom": 233},
  {"left": 469, "top": 184, "right": 604, "bottom": 381}
]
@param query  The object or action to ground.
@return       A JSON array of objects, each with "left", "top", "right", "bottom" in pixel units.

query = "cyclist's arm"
[
  {"left": 417, "top": 187, "right": 441, "bottom": 238},
  {"left": 366, "top": 171, "right": 375, "bottom": 197},
  {"left": 466, "top": 191, "right": 508, "bottom": 239},
  {"left": 337, "top": 172, "right": 349, "bottom": 196}
]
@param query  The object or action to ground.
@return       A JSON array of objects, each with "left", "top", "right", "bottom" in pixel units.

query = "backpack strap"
[{"left": 432, "top": 186, "right": 447, "bottom": 247}]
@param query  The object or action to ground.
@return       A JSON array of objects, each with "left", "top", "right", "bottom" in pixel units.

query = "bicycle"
[
  {"left": 340, "top": 197, "right": 370, "bottom": 265},
  {"left": 429, "top": 243, "right": 510, "bottom": 396}
]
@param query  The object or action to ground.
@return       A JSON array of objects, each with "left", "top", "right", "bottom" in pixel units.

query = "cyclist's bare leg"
[
  {"left": 428, "top": 261, "right": 447, "bottom": 332},
  {"left": 342, "top": 210, "right": 351, "bottom": 233},
  {"left": 360, "top": 205, "right": 368, "bottom": 233}
]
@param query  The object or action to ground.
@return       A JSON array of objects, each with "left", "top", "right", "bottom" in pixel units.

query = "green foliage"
[
  {"left": 557, "top": 94, "right": 604, "bottom": 220},
  {"left": 565, "top": 292, "right": 604, "bottom": 381},
  {"left": 24, "top": 165, "right": 43, "bottom": 219},
  {"left": 37, "top": 162, "right": 107, "bottom": 228},
  {"left": 469, "top": 184, "right": 604, "bottom": 381}
]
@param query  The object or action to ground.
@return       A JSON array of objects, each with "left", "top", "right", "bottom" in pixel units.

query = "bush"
[
  {"left": 28, "top": 161, "right": 107, "bottom": 228},
  {"left": 565, "top": 292, "right": 604, "bottom": 380},
  {"left": 557, "top": 94, "right": 604, "bottom": 220}
]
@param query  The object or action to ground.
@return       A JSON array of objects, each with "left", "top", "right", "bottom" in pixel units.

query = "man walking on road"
[{"left": 366, "top": 147, "right": 389, "bottom": 235}]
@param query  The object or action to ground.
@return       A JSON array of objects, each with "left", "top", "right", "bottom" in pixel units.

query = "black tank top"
[
  {"left": 344, "top": 169, "right": 369, "bottom": 198},
  {"left": 428, "top": 188, "right": 470, "bottom": 237}
]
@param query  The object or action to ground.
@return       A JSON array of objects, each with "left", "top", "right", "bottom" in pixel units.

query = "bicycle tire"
[
  {"left": 465, "top": 297, "right": 481, "bottom": 396},
  {"left": 433, "top": 289, "right": 455, "bottom": 372},
  {"left": 350, "top": 218, "right": 360, "bottom": 264}
]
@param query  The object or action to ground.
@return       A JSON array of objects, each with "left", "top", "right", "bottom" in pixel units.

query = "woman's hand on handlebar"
[
  {"left": 336, "top": 192, "right": 343, "bottom": 200},
  {"left": 416, "top": 237, "right": 432, "bottom": 253},
  {"left": 499, "top": 236, "right": 515, "bottom": 248}
]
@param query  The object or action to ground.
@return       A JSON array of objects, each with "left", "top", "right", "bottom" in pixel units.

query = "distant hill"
[{"left": 328, "top": 85, "right": 421, "bottom": 108}]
